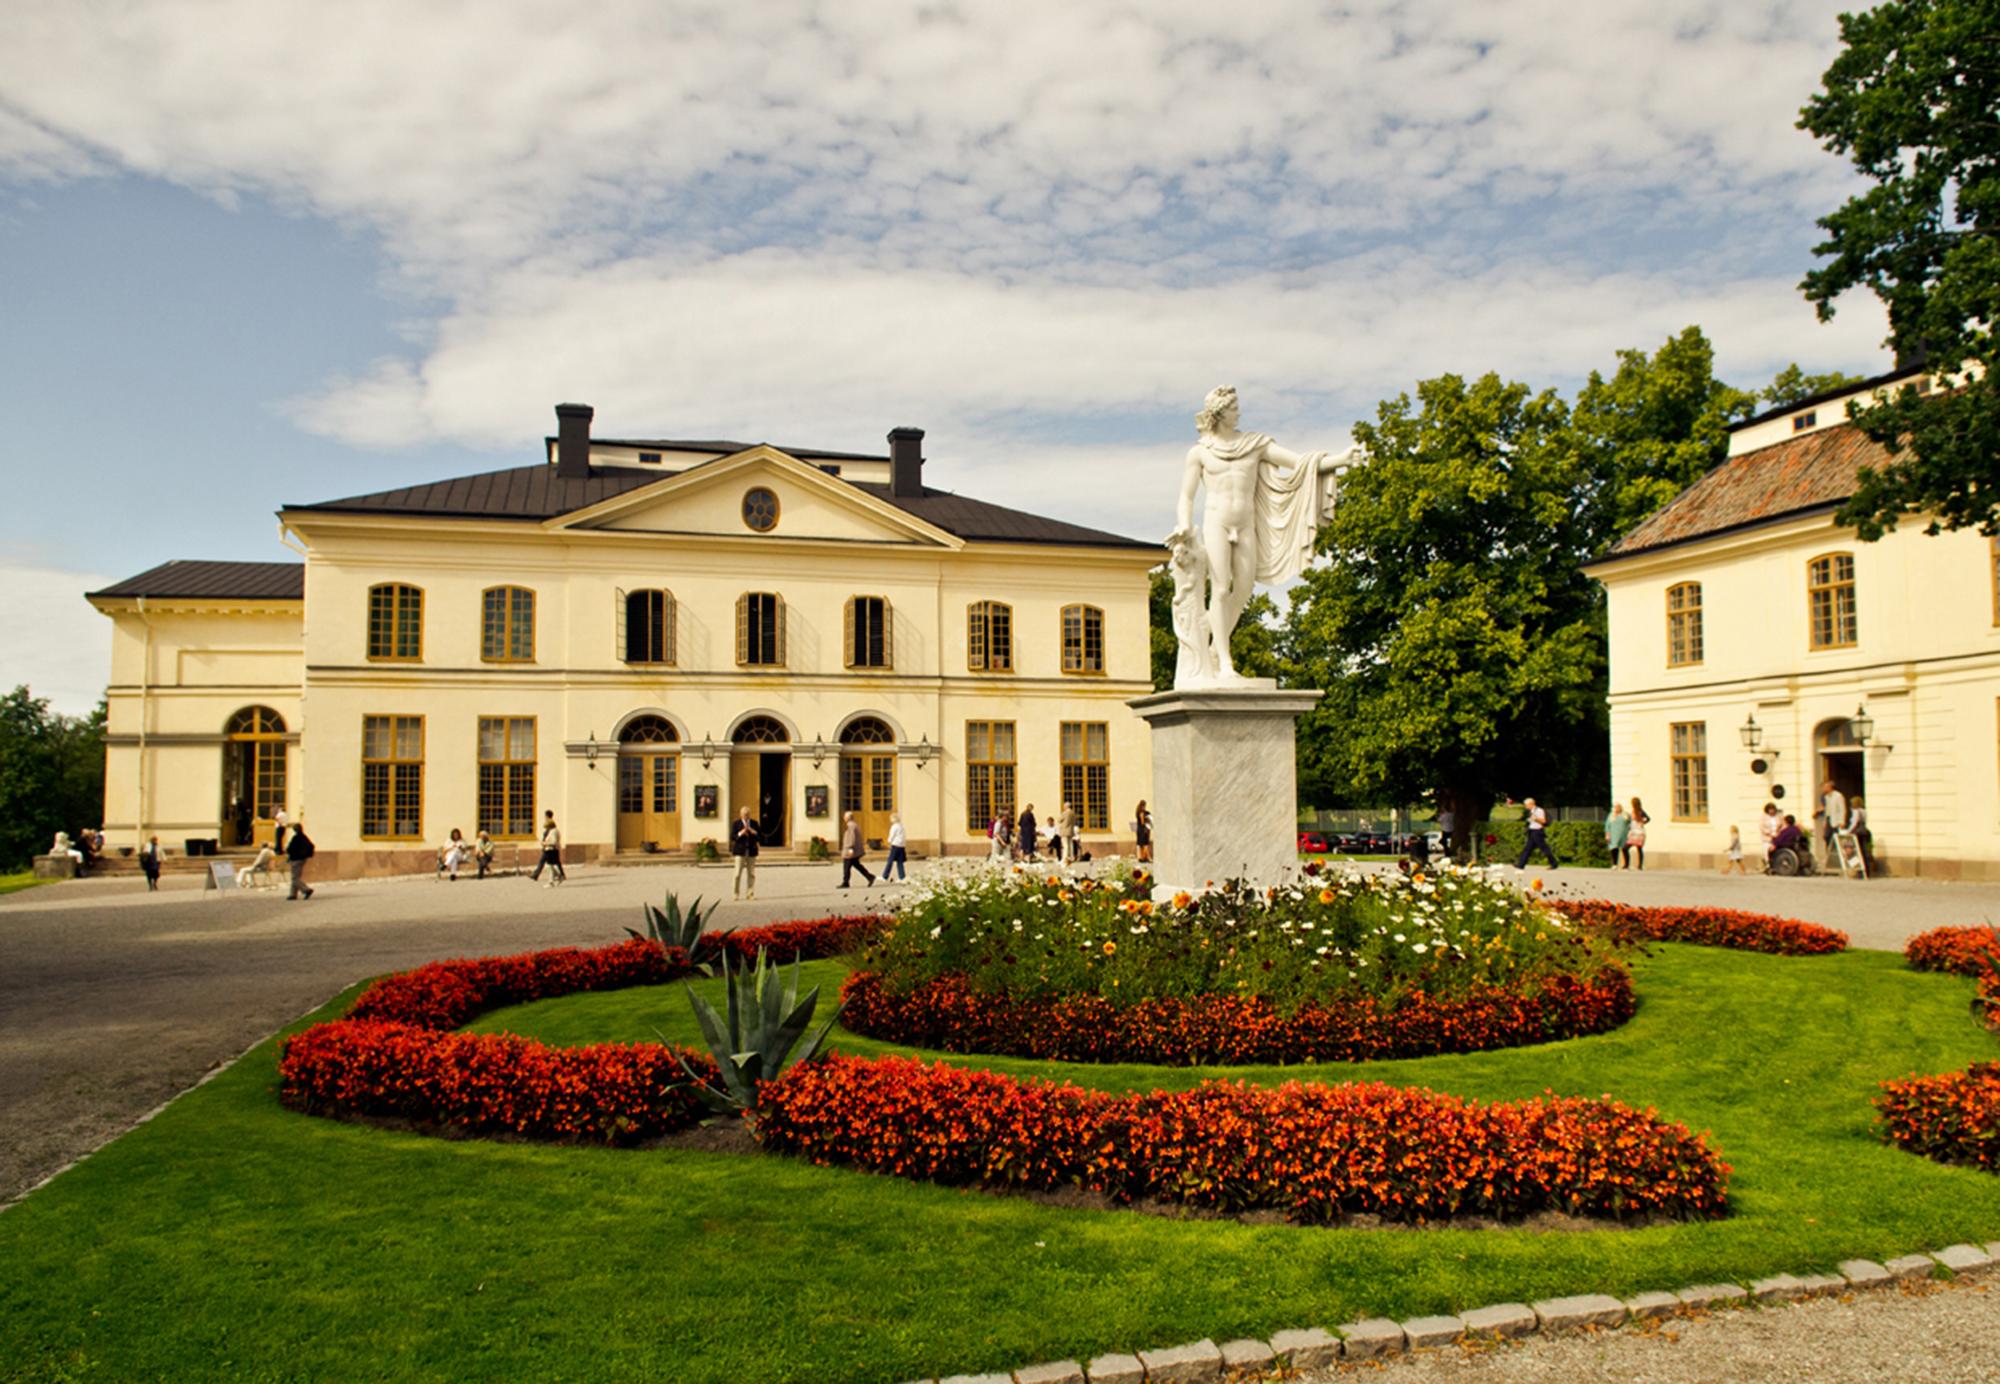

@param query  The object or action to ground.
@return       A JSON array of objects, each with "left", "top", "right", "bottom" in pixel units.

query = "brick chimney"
[
  {"left": 555, "top": 403, "right": 594, "bottom": 479},
  {"left": 887, "top": 426, "right": 925, "bottom": 498}
]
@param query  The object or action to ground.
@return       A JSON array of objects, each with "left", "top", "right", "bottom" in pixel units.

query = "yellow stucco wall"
[{"left": 1593, "top": 512, "right": 2000, "bottom": 877}]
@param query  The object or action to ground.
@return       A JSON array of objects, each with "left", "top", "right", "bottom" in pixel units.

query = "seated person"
[
  {"left": 1770, "top": 814, "right": 1804, "bottom": 855},
  {"left": 474, "top": 830, "right": 496, "bottom": 878},
  {"left": 238, "top": 844, "right": 278, "bottom": 887},
  {"left": 53, "top": 831, "right": 84, "bottom": 868},
  {"left": 440, "top": 828, "right": 469, "bottom": 881}
]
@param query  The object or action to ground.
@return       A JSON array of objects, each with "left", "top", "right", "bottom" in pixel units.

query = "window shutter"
[
  {"left": 881, "top": 598, "right": 893, "bottom": 669},
  {"left": 774, "top": 595, "right": 786, "bottom": 666},
  {"left": 615, "top": 588, "right": 627, "bottom": 663},
  {"left": 662, "top": 591, "right": 677, "bottom": 666},
  {"left": 967, "top": 603, "right": 983, "bottom": 671},
  {"left": 844, "top": 597, "right": 856, "bottom": 670},
  {"left": 736, "top": 593, "right": 749, "bottom": 666}
]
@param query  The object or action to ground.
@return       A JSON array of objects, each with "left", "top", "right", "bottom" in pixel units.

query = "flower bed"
[
  {"left": 753, "top": 1054, "right": 1731, "bottom": 1224},
  {"left": 280, "top": 915, "right": 889, "bottom": 1142},
  {"left": 1545, "top": 899, "right": 1849, "bottom": 955},
  {"left": 839, "top": 967, "right": 1635, "bottom": 1066},
  {"left": 1874, "top": 927, "right": 2000, "bottom": 1172}
]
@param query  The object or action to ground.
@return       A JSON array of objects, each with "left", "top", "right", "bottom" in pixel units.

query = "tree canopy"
[
  {"left": 1799, "top": 0, "right": 2000, "bottom": 537},
  {"left": 0, "top": 687, "right": 106, "bottom": 872}
]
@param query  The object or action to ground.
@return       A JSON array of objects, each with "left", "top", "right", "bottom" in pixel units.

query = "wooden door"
[
  {"left": 618, "top": 752, "right": 681, "bottom": 850},
  {"left": 730, "top": 753, "right": 760, "bottom": 837},
  {"left": 841, "top": 752, "right": 895, "bottom": 848}
]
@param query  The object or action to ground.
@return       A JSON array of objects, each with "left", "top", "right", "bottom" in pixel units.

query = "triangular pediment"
[{"left": 549, "top": 447, "right": 960, "bottom": 548}]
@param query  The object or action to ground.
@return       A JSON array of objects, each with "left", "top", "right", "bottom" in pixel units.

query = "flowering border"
[
  {"left": 1876, "top": 926, "right": 2000, "bottom": 1171},
  {"left": 1544, "top": 899, "right": 1849, "bottom": 955},
  {"left": 838, "top": 967, "right": 1635, "bottom": 1066},
  {"left": 754, "top": 1053, "right": 1731, "bottom": 1224}
]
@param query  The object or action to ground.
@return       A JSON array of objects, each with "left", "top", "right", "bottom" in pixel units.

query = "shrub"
[
  {"left": 1545, "top": 899, "right": 1848, "bottom": 955},
  {"left": 1475, "top": 819, "right": 1614, "bottom": 868},
  {"left": 1905, "top": 925, "right": 2000, "bottom": 980},
  {"left": 838, "top": 967, "right": 1635, "bottom": 1066},
  {"left": 1876, "top": 1063, "right": 2000, "bottom": 1173},
  {"left": 677, "top": 948, "right": 846, "bottom": 1113},
  {"left": 694, "top": 838, "right": 720, "bottom": 862},
  {"left": 753, "top": 1054, "right": 1731, "bottom": 1224}
]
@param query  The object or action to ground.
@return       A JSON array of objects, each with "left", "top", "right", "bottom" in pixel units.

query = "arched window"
[
  {"left": 620, "top": 715, "right": 680, "bottom": 744},
  {"left": 1807, "top": 553, "right": 1856, "bottom": 650},
  {"left": 968, "top": 600, "right": 1012, "bottom": 672},
  {"left": 845, "top": 596, "right": 892, "bottom": 669},
  {"left": 732, "top": 715, "right": 790, "bottom": 745},
  {"left": 482, "top": 586, "right": 536, "bottom": 662},
  {"left": 366, "top": 584, "right": 423, "bottom": 661},
  {"left": 839, "top": 717, "right": 895, "bottom": 745},
  {"left": 736, "top": 593, "right": 784, "bottom": 667},
  {"left": 225, "top": 706, "right": 287, "bottom": 737},
  {"left": 1666, "top": 582, "right": 1703, "bottom": 667},
  {"left": 1061, "top": 603, "right": 1105, "bottom": 675},
  {"left": 622, "top": 589, "right": 676, "bottom": 664}
]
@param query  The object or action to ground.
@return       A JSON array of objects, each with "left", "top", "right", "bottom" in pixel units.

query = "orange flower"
[
  {"left": 1102, "top": 940, "right": 1117, "bottom": 955},
  {"left": 1531, "top": 878, "right": 1544, "bottom": 892},
  {"left": 1318, "top": 888, "right": 1336, "bottom": 905},
  {"left": 1172, "top": 891, "right": 1193, "bottom": 910}
]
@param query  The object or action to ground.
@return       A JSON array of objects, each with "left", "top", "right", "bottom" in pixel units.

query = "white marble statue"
[{"left": 1168, "top": 385, "right": 1354, "bottom": 686}]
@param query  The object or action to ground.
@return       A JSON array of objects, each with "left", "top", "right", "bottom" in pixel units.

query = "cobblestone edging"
[{"left": 908, "top": 1240, "right": 2000, "bottom": 1384}]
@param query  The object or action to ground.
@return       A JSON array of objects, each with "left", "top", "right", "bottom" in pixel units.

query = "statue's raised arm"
[{"left": 1168, "top": 385, "right": 1357, "bottom": 687}]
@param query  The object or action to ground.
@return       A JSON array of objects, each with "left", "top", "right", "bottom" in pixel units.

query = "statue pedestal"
[{"left": 1129, "top": 683, "right": 1323, "bottom": 890}]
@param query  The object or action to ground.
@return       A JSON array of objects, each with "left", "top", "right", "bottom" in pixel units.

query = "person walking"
[
  {"left": 285, "top": 819, "right": 316, "bottom": 900},
  {"left": 1627, "top": 797, "right": 1650, "bottom": 870},
  {"left": 531, "top": 811, "right": 566, "bottom": 886},
  {"left": 884, "top": 813, "right": 908, "bottom": 882},
  {"left": 1721, "top": 825, "right": 1746, "bottom": 875},
  {"left": 1513, "top": 797, "right": 1560, "bottom": 870},
  {"left": 1758, "top": 802, "right": 1782, "bottom": 870},
  {"left": 839, "top": 811, "right": 875, "bottom": 889},
  {"left": 1436, "top": 803, "right": 1456, "bottom": 862},
  {"left": 730, "top": 806, "right": 760, "bottom": 900},
  {"left": 1062, "top": 801, "right": 1081, "bottom": 864},
  {"left": 1018, "top": 803, "right": 1039, "bottom": 862},
  {"left": 1134, "top": 800, "right": 1152, "bottom": 863},
  {"left": 988, "top": 813, "right": 1009, "bottom": 862},
  {"left": 140, "top": 834, "right": 163, "bottom": 891},
  {"left": 1603, "top": 803, "right": 1630, "bottom": 868}
]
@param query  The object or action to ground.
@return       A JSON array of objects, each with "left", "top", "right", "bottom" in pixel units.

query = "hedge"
[{"left": 1472, "top": 819, "right": 1614, "bottom": 868}]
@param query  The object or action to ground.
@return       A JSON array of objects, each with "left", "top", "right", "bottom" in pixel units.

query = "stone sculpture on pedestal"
[{"left": 1134, "top": 387, "right": 1356, "bottom": 887}]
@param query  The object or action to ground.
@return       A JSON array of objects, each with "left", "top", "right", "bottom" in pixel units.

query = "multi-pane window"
[
  {"left": 968, "top": 601, "right": 1013, "bottom": 672},
  {"left": 965, "top": 720, "right": 1017, "bottom": 834},
  {"left": 366, "top": 584, "right": 423, "bottom": 661},
  {"left": 1060, "top": 721, "right": 1110, "bottom": 831},
  {"left": 1670, "top": 721, "right": 1709, "bottom": 822},
  {"left": 1061, "top": 603, "right": 1105, "bottom": 675},
  {"left": 736, "top": 592, "right": 784, "bottom": 666},
  {"left": 477, "top": 717, "right": 537, "bottom": 838},
  {"left": 1666, "top": 582, "right": 1703, "bottom": 667},
  {"left": 623, "top": 589, "right": 676, "bottom": 664},
  {"left": 361, "top": 715, "right": 423, "bottom": 839},
  {"left": 845, "top": 596, "right": 892, "bottom": 669},
  {"left": 481, "top": 586, "right": 535, "bottom": 662},
  {"left": 1808, "top": 553, "right": 1856, "bottom": 650}
]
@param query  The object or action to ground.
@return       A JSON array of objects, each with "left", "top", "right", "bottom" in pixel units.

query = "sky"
[{"left": 0, "top": 0, "right": 1894, "bottom": 712}]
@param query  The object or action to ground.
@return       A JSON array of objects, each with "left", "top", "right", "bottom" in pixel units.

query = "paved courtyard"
[{"left": 3, "top": 858, "right": 1997, "bottom": 1381}]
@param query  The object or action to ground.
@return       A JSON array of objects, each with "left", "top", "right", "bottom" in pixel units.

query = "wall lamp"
[
  {"left": 697, "top": 734, "right": 718, "bottom": 769},
  {"left": 913, "top": 733, "right": 933, "bottom": 770},
  {"left": 1851, "top": 704, "right": 1892, "bottom": 752},
  {"left": 1738, "top": 715, "right": 1779, "bottom": 759},
  {"left": 584, "top": 732, "right": 600, "bottom": 771},
  {"left": 812, "top": 734, "right": 829, "bottom": 769}
]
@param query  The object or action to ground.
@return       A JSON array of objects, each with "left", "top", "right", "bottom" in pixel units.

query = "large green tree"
[
  {"left": 0, "top": 687, "right": 106, "bottom": 871},
  {"left": 1799, "top": 0, "right": 2000, "bottom": 537}
]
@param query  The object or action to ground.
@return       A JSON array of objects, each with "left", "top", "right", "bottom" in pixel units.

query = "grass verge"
[
  {"left": 0, "top": 871, "right": 51, "bottom": 897},
  {"left": 1, "top": 947, "right": 1996, "bottom": 1382}
]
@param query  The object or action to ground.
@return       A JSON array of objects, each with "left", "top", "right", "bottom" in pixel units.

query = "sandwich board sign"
[
  {"left": 204, "top": 861, "right": 238, "bottom": 891},
  {"left": 1834, "top": 830, "right": 1867, "bottom": 880}
]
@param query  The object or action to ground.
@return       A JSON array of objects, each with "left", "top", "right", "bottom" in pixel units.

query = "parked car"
[{"left": 1297, "top": 831, "right": 1330, "bottom": 854}]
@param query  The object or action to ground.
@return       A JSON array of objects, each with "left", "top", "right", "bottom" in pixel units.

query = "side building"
[
  {"left": 1585, "top": 366, "right": 2000, "bottom": 879},
  {"left": 88, "top": 408, "right": 1161, "bottom": 875}
]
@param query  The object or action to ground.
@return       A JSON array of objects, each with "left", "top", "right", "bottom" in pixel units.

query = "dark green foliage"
[
  {"left": 1148, "top": 570, "right": 1281, "bottom": 690},
  {"left": 0, "top": 686, "right": 106, "bottom": 871},
  {"left": 1473, "top": 819, "right": 1615, "bottom": 869},
  {"left": 1799, "top": 0, "right": 2000, "bottom": 536},
  {"left": 627, "top": 892, "right": 715, "bottom": 954},
  {"left": 673, "top": 946, "right": 844, "bottom": 1113}
]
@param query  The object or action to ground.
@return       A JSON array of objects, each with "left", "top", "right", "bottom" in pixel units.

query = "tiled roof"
[
  {"left": 87, "top": 560, "right": 305, "bottom": 601},
  {"left": 290, "top": 458, "right": 1157, "bottom": 551},
  {"left": 1602, "top": 421, "right": 1885, "bottom": 560}
]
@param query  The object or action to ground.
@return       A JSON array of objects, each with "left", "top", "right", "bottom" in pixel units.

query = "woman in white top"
[{"left": 885, "top": 814, "right": 908, "bottom": 882}]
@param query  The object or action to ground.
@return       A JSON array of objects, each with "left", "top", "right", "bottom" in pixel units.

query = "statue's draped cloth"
[{"left": 1198, "top": 432, "right": 1334, "bottom": 584}]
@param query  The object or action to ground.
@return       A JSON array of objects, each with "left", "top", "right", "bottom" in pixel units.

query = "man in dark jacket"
[
  {"left": 730, "top": 806, "right": 760, "bottom": 900},
  {"left": 285, "top": 820, "right": 316, "bottom": 900},
  {"left": 1017, "top": 804, "right": 1038, "bottom": 862}
]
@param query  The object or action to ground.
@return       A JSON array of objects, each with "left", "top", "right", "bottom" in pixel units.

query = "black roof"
[
  {"left": 88, "top": 560, "right": 304, "bottom": 601},
  {"left": 576, "top": 437, "right": 893, "bottom": 463},
  {"left": 289, "top": 458, "right": 1156, "bottom": 551}
]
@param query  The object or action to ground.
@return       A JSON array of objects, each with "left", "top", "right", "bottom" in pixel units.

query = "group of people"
[
  {"left": 1744, "top": 781, "right": 1872, "bottom": 876},
  {"left": 725, "top": 806, "right": 910, "bottom": 898},
  {"left": 50, "top": 827, "right": 106, "bottom": 877},
  {"left": 1600, "top": 798, "right": 1652, "bottom": 869},
  {"left": 984, "top": 800, "right": 1154, "bottom": 866},
  {"left": 437, "top": 828, "right": 501, "bottom": 881}
]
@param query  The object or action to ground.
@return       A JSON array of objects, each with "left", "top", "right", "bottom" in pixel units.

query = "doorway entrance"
[
  {"left": 616, "top": 716, "right": 681, "bottom": 851},
  {"left": 222, "top": 706, "right": 287, "bottom": 847},
  {"left": 730, "top": 716, "right": 790, "bottom": 847},
  {"left": 839, "top": 717, "right": 897, "bottom": 848},
  {"left": 1814, "top": 717, "right": 1866, "bottom": 823}
]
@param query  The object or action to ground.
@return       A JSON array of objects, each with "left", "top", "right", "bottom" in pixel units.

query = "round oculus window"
[{"left": 742, "top": 487, "right": 779, "bottom": 532}]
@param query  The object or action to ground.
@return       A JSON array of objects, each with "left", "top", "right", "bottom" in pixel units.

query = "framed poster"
[
  {"left": 693, "top": 784, "right": 719, "bottom": 818},
  {"left": 805, "top": 784, "right": 829, "bottom": 818}
]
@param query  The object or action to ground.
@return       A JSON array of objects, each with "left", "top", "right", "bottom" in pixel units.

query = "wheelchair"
[{"left": 1766, "top": 843, "right": 1818, "bottom": 877}]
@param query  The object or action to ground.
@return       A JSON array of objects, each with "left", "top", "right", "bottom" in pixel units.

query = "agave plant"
[
  {"left": 626, "top": 892, "right": 715, "bottom": 958},
  {"left": 672, "top": 946, "right": 845, "bottom": 1113}
]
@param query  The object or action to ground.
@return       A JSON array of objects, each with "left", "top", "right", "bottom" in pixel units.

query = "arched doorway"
[
  {"left": 731, "top": 715, "right": 790, "bottom": 847},
  {"left": 617, "top": 716, "right": 681, "bottom": 851},
  {"left": 1814, "top": 717, "right": 1866, "bottom": 823},
  {"left": 222, "top": 706, "right": 286, "bottom": 848},
  {"left": 839, "top": 717, "right": 897, "bottom": 848}
]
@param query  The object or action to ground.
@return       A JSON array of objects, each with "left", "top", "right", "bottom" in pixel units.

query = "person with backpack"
[{"left": 285, "top": 819, "right": 316, "bottom": 900}]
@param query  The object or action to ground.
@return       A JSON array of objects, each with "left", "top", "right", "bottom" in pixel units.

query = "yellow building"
[
  {"left": 88, "top": 407, "right": 1160, "bottom": 875},
  {"left": 1586, "top": 368, "right": 2000, "bottom": 879}
]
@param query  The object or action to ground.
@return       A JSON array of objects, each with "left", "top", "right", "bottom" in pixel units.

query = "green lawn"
[
  {"left": 0, "top": 871, "right": 51, "bottom": 896},
  {"left": 1, "top": 947, "right": 1997, "bottom": 1383}
]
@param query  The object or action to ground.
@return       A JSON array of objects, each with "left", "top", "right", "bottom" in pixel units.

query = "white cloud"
[{"left": 0, "top": 561, "right": 112, "bottom": 714}]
